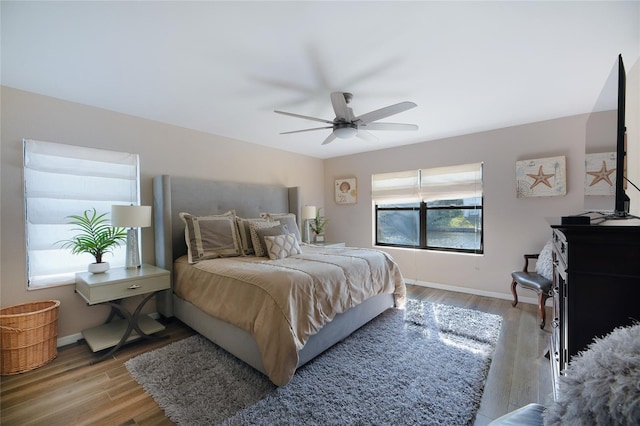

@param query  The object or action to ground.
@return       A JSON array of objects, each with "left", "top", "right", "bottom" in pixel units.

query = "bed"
[{"left": 153, "top": 175, "right": 406, "bottom": 386}]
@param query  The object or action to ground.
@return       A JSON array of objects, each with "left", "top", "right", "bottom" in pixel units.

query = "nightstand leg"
[
  {"left": 103, "top": 300, "right": 126, "bottom": 323},
  {"left": 90, "top": 291, "right": 166, "bottom": 365}
]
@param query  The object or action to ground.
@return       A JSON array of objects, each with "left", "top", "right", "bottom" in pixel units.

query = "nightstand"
[
  {"left": 310, "top": 242, "right": 346, "bottom": 248},
  {"left": 75, "top": 264, "right": 170, "bottom": 364}
]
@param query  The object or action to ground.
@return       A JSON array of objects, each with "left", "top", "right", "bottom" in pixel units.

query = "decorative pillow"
[
  {"left": 255, "top": 224, "right": 289, "bottom": 257},
  {"left": 260, "top": 213, "right": 301, "bottom": 242},
  {"left": 236, "top": 217, "right": 268, "bottom": 255},
  {"left": 535, "top": 240, "right": 554, "bottom": 280},
  {"left": 249, "top": 221, "right": 285, "bottom": 257},
  {"left": 264, "top": 233, "right": 301, "bottom": 260},
  {"left": 179, "top": 211, "right": 242, "bottom": 263}
]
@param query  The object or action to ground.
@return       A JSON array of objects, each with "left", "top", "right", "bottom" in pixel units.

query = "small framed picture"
[{"left": 335, "top": 178, "right": 357, "bottom": 204}]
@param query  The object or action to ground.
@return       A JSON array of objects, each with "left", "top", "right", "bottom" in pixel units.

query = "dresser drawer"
[{"left": 552, "top": 229, "right": 568, "bottom": 265}]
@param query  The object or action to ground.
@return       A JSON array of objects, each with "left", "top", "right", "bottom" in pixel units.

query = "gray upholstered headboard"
[{"left": 152, "top": 175, "right": 300, "bottom": 316}]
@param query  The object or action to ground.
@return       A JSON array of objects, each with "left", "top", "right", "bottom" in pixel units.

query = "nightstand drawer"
[{"left": 75, "top": 265, "right": 170, "bottom": 305}]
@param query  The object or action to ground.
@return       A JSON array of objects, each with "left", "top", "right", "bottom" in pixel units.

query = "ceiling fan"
[{"left": 274, "top": 92, "right": 418, "bottom": 145}]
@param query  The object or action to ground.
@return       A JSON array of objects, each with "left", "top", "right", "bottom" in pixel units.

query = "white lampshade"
[
  {"left": 302, "top": 205, "right": 317, "bottom": 220},
  {"left": 111, "top": 205, "right": 152, "bottom": 228}
]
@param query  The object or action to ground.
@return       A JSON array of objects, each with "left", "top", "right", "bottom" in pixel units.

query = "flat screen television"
[
  {"left": 584, "top": 54, "right": 630, "bottom": 220},
  {"left": 614, "top": 53, "right": 629, "bottom": 217}
]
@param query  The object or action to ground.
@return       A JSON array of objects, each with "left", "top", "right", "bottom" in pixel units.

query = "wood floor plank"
[
  {"left": 79, "top": 387, "right": 151, "bottom": 425},
  {"left": 134, "top": 406, "right": 174, "bottom": 426},
  {"left": 0, "top": 286, "right": 551, "bottom": 425},
  {"left": 476, "top": 305, "right": 519, "bottom": 419},
  {"left": 0, "top": 344, "right": 89, "bottom": 393}
]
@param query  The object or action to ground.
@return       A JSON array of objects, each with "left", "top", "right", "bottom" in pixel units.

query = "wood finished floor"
[{"left": 0, "top": 284, "right": 553, "bottom": 425}]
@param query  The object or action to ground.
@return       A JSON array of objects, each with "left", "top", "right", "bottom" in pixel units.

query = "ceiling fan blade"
[
  {"left": 274, "top": 110, "right": 333, "bottom": 124},
  {"left": 280, "top": 126, "right": 333, "bottom": 135},
  {"left": 321, "top": 132, "right": 337, "bottom": 145},
  {"left": 330, "top": 92, "right": 352, "bottom": 121},
  {"left": 356, "top": 130, "right": 378, "bottom": 142},
  {"left": 358, "top": 122, "right": 419, "bottom": 131},
  {"left": 355, "top": 101, "right": 417, "bottom": 124}
]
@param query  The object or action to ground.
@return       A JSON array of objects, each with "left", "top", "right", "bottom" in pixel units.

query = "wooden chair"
[{"left": 510, "top": 253, "right": 552, "bottom": 329}]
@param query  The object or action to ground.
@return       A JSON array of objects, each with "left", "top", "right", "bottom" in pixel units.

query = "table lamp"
[
  {"left": 301, "top": 205, "right": 317, "bottom": 244},
  {"left": 111, "top": 205, "right": 152, "bottom": 269}
]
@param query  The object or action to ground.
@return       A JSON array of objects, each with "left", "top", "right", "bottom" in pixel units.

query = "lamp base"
[
  {"left": 124, "top": 228, "right": 141, "bottom": 269},
  {"left": 304, "top": 219, "right": 312, "bottom": 244}
]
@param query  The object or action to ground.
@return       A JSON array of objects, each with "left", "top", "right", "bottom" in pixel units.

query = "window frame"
[
  {"left": 23, "top": 139, "right": 140, "bottom": 289},
  {"left": 373, "top": 163, "right": 484, "bottom": 254},
  {"left": 375, "top": 200, "right": 484, "bottom": 254}
]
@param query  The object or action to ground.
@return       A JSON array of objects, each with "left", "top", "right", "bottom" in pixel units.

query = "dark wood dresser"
[{"left": 549, "top": 220, "right": 640, "bottom": 397}]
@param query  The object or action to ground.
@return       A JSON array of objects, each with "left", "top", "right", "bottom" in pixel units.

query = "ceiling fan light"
[{"left": 334, "top": 125, "right": 357, "bottom": 139}]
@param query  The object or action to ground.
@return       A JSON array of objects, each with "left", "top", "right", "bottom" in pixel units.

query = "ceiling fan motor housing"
[
  {"left": 274, "top": 91, "right": 417, "bottom": 145},
  {"left": 333, "top": 122, "right": 358, "bottom": 139}
]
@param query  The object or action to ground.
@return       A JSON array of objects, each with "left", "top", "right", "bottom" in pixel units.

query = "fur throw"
[{"left": 544, "top": 323, "right": 640, "bottom": 425}]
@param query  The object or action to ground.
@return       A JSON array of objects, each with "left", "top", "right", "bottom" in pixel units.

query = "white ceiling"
[{"left": 2, "top": 1, "right": 639, "bottom": 159}]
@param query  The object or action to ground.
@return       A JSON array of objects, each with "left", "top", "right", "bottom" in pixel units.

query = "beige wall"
[
  {"left": 324, "top": 56, "right": 640, "bottom": 299},
  {"left": 2, "top": 61, "right": 639, "bottom": 343},
  {"left": 324, "top": 115, "right": 589, "bottom": 297},
  {"left": 0, "top": 86, "right": 324, "bottom": 340}
]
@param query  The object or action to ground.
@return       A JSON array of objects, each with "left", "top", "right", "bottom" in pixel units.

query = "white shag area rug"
[{"left": 126, "top": 299, "right": 503, "bottom": 425}]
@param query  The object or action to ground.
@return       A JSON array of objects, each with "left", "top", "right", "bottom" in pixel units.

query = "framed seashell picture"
[{"left": 335, "top": 178, "right": 357, "bottom": 204}]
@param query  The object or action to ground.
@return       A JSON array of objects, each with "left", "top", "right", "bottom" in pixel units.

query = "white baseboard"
[
  {"left": 56, "top": 288, "right": 541, "bottom": 347},
  {"left": 405, "top": 279, "right": 544, "bottom": 306},
  {"left": 57, "top": 332, "right": 83, "bottom": 348},
  {"left": 56, "top": 312, "right": 161, "bottom": 348}
]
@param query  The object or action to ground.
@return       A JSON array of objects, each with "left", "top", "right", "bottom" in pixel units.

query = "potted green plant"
[
  {"left": 309, "top": 208, "right": 328, "bottom": 243},
  {"left": 57, "top": 208, "right": 127, "bottom": 273}
]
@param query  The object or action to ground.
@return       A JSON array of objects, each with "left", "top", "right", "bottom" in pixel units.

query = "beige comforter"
[{"left": 174, "top": 245, "right": 406, "bottom": 386}]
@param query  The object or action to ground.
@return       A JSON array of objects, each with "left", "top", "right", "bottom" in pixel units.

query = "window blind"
[
  {"left": 372, "top": 163, "right": 483, "bottom": 204},
  {"left": 419, "top": 162, "right": 483, "bottom": 202},
  {"left": 371, "top": 170, "right": 420, "bottom": 203},
  {"left": 23, "top": 139, "right": 140, "bottom": 288}
]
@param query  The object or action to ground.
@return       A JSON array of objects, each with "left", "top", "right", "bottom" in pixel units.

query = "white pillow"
[
  {"left": 535, "top": 240, "right": 554, "bottom": 280},
  {"left": 260, "top": 213, "right": 301, "bottom": 242},
  {"left": 264, "top": 233, "right": 301, "bottom": 260}
]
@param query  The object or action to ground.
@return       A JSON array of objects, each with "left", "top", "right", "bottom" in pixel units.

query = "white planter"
[{"left": 88, "top": 262, "right": 110, "bottom": 274}]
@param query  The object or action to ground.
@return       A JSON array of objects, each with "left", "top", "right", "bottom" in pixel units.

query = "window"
[
  {"left": 373, "top": 163, "right": 483, "bottom": 254},
  {"left": 23, "top": 139, "right": 140, "bottom": 288}
]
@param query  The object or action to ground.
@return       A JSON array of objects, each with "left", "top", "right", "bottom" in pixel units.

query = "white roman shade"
[
  {"left": 371, "top": 170, "right": 420, "bottom": 203},
  {"left": 372, "top": 163, "right": 483, "bottom": 204},
  {"left": 23, "top": 139, "right": 140, "bottom": 287},
  {"left": 419, "top": 162, "right": 483, "bottom": 202}
]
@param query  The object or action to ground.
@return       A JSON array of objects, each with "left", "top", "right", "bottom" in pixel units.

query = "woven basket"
[{"left": 1, "top": 300, "right": 60, "bottom": 375}]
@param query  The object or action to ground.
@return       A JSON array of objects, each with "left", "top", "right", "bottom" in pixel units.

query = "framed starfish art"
[
  {"left": 516, "top": 156, "right": 567, "bottom": 198},
  {"left": 585, "top": 152, "right": 616, "bottom": 196}
]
